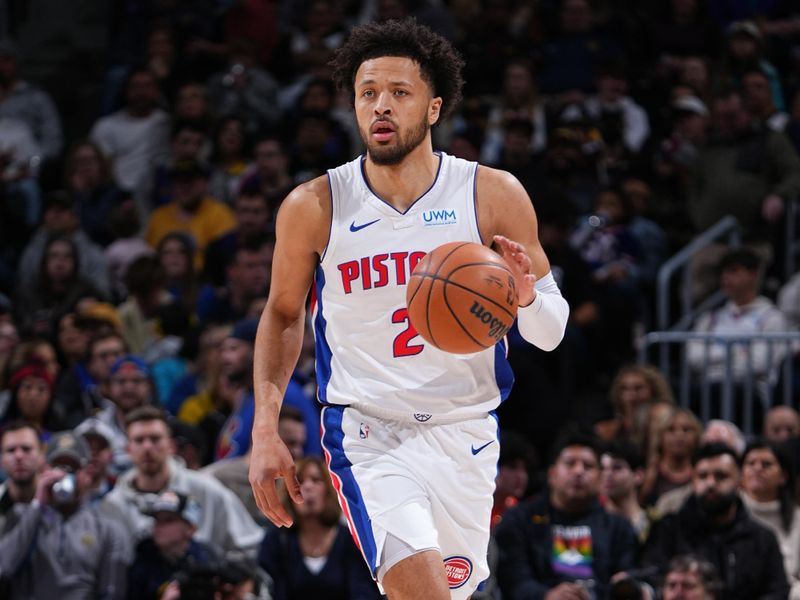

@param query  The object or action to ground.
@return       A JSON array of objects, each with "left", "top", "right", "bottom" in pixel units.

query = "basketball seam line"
[
  {"left": 443, "top": 285, "right": 491, "bottom": 350},
  {"left": 425, "top": 242, "right": 470, "bottom": 350},
  {"left": 445, "top": 263, "right": 517, "bottom": 318},
  {"left": 413, "top": 272, "right": 516, "bottom": 319}
]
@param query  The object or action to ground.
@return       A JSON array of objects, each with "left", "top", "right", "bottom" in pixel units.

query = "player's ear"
[{"left": 429, "top": 97, "right": 442, "bottom": 126}]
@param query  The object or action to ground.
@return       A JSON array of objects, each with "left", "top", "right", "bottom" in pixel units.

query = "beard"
[
  {"left": 699, "top": 490, "right": 738, "bottom": 516},
  {"left": 360, "top": 114, "right": 430, "bottom": 166}
]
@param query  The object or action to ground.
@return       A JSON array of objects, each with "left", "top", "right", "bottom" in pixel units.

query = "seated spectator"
[
  {"left": 640, "top": 407, "right": 702, "bottom": 507},
  {"left": 742, "top": 68, "right": 789, "bottom": 132},
  {"left": 101, "top": 406, "right": 263, "bottom": 559},
  {"left": 146, "top": 118, "right": 210, "bottom": 211},
  {"left": 0, "top": 431, "right": 130, "bottom": 599},
  {"left": 89, "top": 68, "right": 170, "bottom": 198},
  {"left": 258, "top": 456, "right": 381, "bottom": 600},
  {"left": 74, "top": 416, "right": 117, "bottom": 504},
  {"left": 537, "top": 0, "right": 623, "bottom": 94},
  {"left": 196, "top": 235, "right": 273, "bottom": 324},
  {"left": 238, "top": 135, "right": 294, "bottom": 220},
  {"left": 642, "top": 443, "right": 789, "bottom": 599},
  {"left": 63, "top": 139, "right": 131, "bottom": 247},
  {"left": 145, "top": 159, "right": 237, "bottom": 271},
  {"left": 741, "top": 439, "right": 800, "bottom": 597},
  {"left": 0, "top": 421, "right": 45, "bottom": 532},
  {"left": 203, "top": 186, "right": 274, "bottom": 287},
  {"left": 687, "top": 89, "right": 800, "bottom": 240},
  {"left": 52, "top": 331, "right": 126, "bottom": 428},
  {"left": 117, "top": 255, "right": 169, "bottom": 356},
  {"left": 0, "top": 40, "right": 63, "bottom": 160},
  {"left": 721, "top": 21, "right": 785, "bottom": 112},
  {"left": 661, "top": 555, "right": 723, "bottom": 600},
  {"left": 764, "top": 406, "right": 800, "bottom": 443},
  {"left": 491, "top": 431, "right": 539, "bottom": 529},
  {"left": 15, "top": 234, "right": 105, "bottom": 337},
  {"left": 55, "top": 312, "right": 89, "bottom": 371},
  {"left": 585, "top": 62, "right": 651, "bottom": 159},
  {"left": 16, "top": 192, "right": 110, "bottom": 298},
  {"left": 656, "top": 419, "right": 746, "bottom": 516},
  {"left": 96, "top": 355, "right": 154, "bottom": 475},
  {"left": 594, "top": 363, "right": 675, "bottom": 448},
  {"left": 208, "top": 115, "right": 251, "bottom": 206},
  {"left": 129, "top": 490, "right": 216, "bottom": 600},
  {"left": 166, "top": 322, "right": 231, "bottom": 416},
  {"left": 479, "top": 58, "right": 548, "bottom": 166},
  {"left": 0, "top": 114, "right": 42, "bottom": 228},
  {"left": 157, "top": 232, "right": 200, "bottom": 313},
  {"left": 104, "top": 199, "right": 154, "bottom": 301},
  {"left": 203, "top": 405, "right": 307, "bottom": 525},
  {"left": 570, "top": 186, "right": 643, "bottom": 369},
  {"left": 214, "top": 319, "right": 319, "bottom": 461},
  {"left": 170, "top": 420, "right": 209, "bottom": 471},
  {"left": 206, "top": 37, "right": 280, "bottom": 136},
  {"left": 495, "top": 432, "right": 637, "bottom": 599},
  {"left": 601, "top": 440, "right": 651, "bottom": 543},
  {"left": 686, "top": 248, "right": 790, "bottom": 397},
  {"left": 1, "top": 359, "right": 62, "bottom": 439}
]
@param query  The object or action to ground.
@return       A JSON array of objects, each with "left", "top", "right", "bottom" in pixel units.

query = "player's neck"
[{"left": 363, "top": 144, "right": 440, "bottom": 212}]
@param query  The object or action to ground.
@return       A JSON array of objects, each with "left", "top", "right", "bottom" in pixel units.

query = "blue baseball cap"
[{"left": 110, "top": 355, "right": 150, "bottom": 378}]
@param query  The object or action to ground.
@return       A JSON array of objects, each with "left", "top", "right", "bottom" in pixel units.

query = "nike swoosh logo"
[
  {"left": 471, "top": 441, "right": 494, "bottom": 455},
  {"left": 349, "top": 218, "right": 380, "bottom": 232}
]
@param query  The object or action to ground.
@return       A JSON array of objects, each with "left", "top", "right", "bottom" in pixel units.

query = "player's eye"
[
  {"left": 362, "top": 90, "right": 374, "bottom": 98},
  {"left": 394, "top": 90, "right": 408, "bottom": 97}
]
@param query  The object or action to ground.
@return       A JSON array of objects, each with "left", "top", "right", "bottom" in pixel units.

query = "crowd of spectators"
[{"left": 0, "top": 0, "right": 800, "bottom": 598}]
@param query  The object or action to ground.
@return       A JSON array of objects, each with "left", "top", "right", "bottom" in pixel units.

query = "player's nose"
[{"left": 374, "top": 91, "right": 392, "bottom": 114}]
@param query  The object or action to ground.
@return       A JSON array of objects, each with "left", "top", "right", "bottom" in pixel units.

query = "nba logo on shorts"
[
  {"left": 443, "top": 556, "right": 472, "bottom": 589},
  {"left": 359, "top": 423, "right": 369, "bottom": 439}
]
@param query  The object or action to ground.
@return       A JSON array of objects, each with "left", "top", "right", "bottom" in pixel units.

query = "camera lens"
[{"left": 51, "top": 473, "right": 77, "bottom": 504}]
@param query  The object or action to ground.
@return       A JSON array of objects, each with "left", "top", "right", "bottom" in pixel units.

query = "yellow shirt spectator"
[{"left": 145, "top": 161, "right": 236, "bottom": 270}]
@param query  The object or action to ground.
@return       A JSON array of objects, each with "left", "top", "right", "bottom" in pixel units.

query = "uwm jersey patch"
[{"left": 313, "top": 153, "right": 514, "bottom": 417}]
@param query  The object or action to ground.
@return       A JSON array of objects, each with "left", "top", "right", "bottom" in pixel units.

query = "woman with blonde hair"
[
  {"left": 640, "top": 406, "right": 703, "bottom": 506},
  {"left": 258, "top": 457, "right": 380, "bottom": 600},
  {"left": 595, "top": 363, "right": 674, "bottom": 448}
]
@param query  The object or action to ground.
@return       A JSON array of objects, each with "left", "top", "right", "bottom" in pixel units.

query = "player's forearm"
[
  {"left": 252, "top": 304, "right": 306, "bottom": 435},
  {"left": 517, "top": 271, "right": 569, "bottom": 351}
]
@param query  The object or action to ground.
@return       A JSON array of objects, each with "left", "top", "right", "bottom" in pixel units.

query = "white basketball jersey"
[{"left": 312, "top": 152, "right": 514, "bottom": 418}]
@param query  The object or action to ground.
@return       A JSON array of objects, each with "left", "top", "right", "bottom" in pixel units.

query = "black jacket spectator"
[
  {"left": 642, "top": 492, "right": 788, "bottom": 600},
  {"left": 495, "top": 494, "right": 637, "bottom": 599}
]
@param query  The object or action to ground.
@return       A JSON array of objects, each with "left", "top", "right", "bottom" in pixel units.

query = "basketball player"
[{"left": 250, "top": 18, "right": 569, "bottom": 600}]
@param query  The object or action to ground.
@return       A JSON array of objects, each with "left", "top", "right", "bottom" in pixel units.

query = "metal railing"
[
  {"left": 656, "top": 216, "right": 741, "bottom": 333},
  {"left": 638, "top": 331, "right": 800, "bottom": 435}
]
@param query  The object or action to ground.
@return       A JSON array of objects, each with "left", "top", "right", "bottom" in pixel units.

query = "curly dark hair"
[{"left": 330, "top": 18, "right": 465, "bottom": 120}]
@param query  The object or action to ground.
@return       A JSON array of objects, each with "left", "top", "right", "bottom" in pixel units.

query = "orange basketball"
[{"left": 406, "top": 241, "right": 518, "bottom": 354}]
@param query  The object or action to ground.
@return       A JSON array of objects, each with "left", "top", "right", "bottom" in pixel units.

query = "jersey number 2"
[{"left": 392, "top": 308, "right": 424, "bottom": 357}]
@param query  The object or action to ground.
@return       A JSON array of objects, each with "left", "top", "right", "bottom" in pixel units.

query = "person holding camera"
[{"left": 0, "top": 430, "right": 130, "bottom": 599}]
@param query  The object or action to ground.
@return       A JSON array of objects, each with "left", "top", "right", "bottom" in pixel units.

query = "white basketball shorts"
[{"left": 320, "top": 404, "right": 499, "bottom": 599}]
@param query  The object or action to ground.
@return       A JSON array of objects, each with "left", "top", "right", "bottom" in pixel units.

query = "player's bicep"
[
  {"left": 268, "top": 181, "right": 330, "bottom": 316},
  {"left": 477, "top": 167, "right": 551, "bottom": 277}
]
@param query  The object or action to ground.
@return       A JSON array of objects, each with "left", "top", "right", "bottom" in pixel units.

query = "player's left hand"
[{"left": 493, "top": 235, "right": 536, "bottom": 307}]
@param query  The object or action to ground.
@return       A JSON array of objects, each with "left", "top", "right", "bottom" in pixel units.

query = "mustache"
[{"left": 371, "top": 116, "right": 398, "bottom": 129}]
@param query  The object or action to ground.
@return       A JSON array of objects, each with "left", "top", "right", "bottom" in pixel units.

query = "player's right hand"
[{"left": 249, "top": 432, "right": 303, "bottom": 527}]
